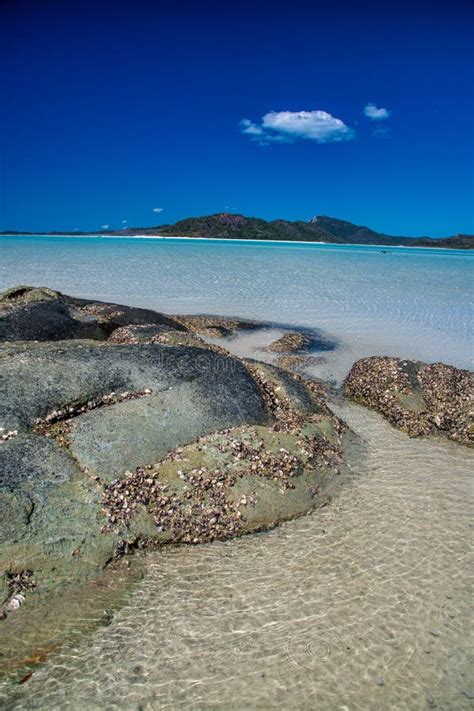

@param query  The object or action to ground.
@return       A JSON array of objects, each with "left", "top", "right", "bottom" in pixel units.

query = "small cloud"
[
  {"left": 122, "top": 219, "right": 128, "bottom": 224},
  {"left": 363, "top": 103, "right": 390, "bottom": 120},
  {"left": 240, "top": 110, "right": 355, "bottom": 145},
  {"left": 240, "top": 118, "right": 265, "bottom": 137},
  {"left": 101, "top": 224, "right": 109, "bottom": 229},
  {"left": 153, "top": 207, "right": 164, "bottom": 213}
]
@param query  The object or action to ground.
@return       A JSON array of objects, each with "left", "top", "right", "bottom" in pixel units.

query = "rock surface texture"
[
  {"left": 344, "top": 356, "right": 473, "bottom": 446},
  {"left": 267, "top": 332, "right": 311, "bottom": 353},
  {"left": 0, "top": 286, "right": 350, "bottom": 651},
  {"left": 0, "top": 285, "right": 182, "bottom": 342}
]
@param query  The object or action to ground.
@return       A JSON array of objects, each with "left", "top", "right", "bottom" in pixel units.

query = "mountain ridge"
[{"left": 2, "top": 213, "right": 473, "bottom": 249}]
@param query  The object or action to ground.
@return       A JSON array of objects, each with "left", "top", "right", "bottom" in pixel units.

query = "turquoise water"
[{"left": 0, "top": 235, "right": 472, "bottom": 378}]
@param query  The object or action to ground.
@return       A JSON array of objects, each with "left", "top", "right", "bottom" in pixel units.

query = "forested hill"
[
  {"left": 127, "top": 213, "right": 474, "bottom": 249},
  {"left": 3, "top": 214, "right": 473, "bottom": 248}
]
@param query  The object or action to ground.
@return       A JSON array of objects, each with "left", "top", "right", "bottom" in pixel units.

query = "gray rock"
[
  {"left": 0, "top": 286, "right": 182, "bottom": 342},
  {"left": 0, "top": 341, "right": 265, "bottom": 433},
  {"left": 344, "top": 356, "right": 473, "bottom": 446},
  {"left": 0, "top": 287, "right": 351, "bottom": 673}
]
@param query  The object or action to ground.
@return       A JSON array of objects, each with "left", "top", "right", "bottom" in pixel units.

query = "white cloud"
[
  {"left": 240, "top": 110, "right": 354, "bottom": 145},
  {"left": 153, "top": 207, "right": 164, "bottom": 213},
  {"left": 122, "top": 219, "right": 128, "bottom": 224},
  {"left": 240, "top": 118, "right": 265, "bottom": 137},
  {"left": 101, "top": 224, "right": 109, "bottom": 229},
  {"left": 364, "top": 103, "right": 390, "bottom": 120},
  {"left": 264, "top": 111, "right": 354, "bottom": 142}
]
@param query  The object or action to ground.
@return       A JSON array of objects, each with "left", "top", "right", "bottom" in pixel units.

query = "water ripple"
[{"left": 3, "top": 403, "right": 472, "bottom": 711}]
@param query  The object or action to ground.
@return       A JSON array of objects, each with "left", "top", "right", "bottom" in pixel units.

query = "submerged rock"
[
  {"left": 275, "top": 354, "right": 328, "bottom": 372},
  {"left": 171, "top": 314, "right": 260, "bottom": 338},
  {"left": 267, "top": 331, "right": 311, "bottom": 353},
  {"left": 344, "top": 356, "right": 473, "bottom": 446}
]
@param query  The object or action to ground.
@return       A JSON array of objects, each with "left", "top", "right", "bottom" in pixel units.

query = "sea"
[
  {"left": 0, "top": 235, "right": 472, "bottom": 380},
  {"left": 0, "top": 234, "right": 473, "bottom": 710}
]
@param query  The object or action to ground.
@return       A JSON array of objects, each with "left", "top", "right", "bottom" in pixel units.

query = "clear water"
[
  {"left": 0, "top": 235, "right": 473, "bottom": 710},
  {"left": 2, "top": 404, "right": 473, "bottom": 711},
  {"left": 0, "top": 235, "right": 472, "bottom": 381}
]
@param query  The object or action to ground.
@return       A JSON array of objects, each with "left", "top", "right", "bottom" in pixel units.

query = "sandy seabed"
[{"left": 2, "top": 330, "right": 472, "bottom": 711}]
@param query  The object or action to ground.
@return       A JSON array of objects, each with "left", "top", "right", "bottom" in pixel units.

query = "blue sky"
[{"left": 1, "top": 0, "right": 473, "bottom": 236}]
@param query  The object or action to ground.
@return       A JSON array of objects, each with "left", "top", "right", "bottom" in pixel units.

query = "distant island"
[{"left": 3, "top": 214, "right": 473, "bottom": 249}]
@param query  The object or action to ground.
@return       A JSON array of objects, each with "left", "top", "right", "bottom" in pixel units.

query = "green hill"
[
  {"left": 136, "top": 213, "right": 473, "bottom": 248},
  {"left": 134, "top": 214, "right": 331, "bottom": 242},
  {"left": 3, "top": 214, "right": 473, "bottom": 248}
]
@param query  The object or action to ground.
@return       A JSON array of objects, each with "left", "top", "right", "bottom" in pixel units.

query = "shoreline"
[{"left": 1, "top": 232, "right": 471, "bottom": 251}]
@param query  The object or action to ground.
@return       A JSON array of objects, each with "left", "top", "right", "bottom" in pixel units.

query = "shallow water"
[
  {"left": 0, "top": 236, "right": 473, "bottom": 709},
  {"left": 3, "top": 403, "right": 473, "bottom": 710},
  {"left": 0, "top": 236, "right": 472, "bottom": 381}
]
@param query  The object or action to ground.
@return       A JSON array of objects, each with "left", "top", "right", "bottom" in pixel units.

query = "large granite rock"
[
  {"left": 0, "top": 339, "right": 270, "bottom": 625},
  {"left": 344, "top": 356, "right": 473, "bottom": 446},
  {"left": 0, "top": 286, "right": 183, "bottom": 342},
  {"left": 0, "top": 340, "right": 265, "bottom": 448},
  {"left": 0, "top": 287, "right": 351, "bottom": 660}
]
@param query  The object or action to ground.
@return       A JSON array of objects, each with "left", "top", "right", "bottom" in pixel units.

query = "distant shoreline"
[
  {"left": 0, "top": 232, "right": 471, "bottom": 251},
  {"left": 2, "top": 213, "right": 473, "bottom": 248}
]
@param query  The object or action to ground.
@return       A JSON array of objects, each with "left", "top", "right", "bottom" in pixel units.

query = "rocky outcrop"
[
  {"left": 101, "top": 362, "right": 347, "bottom": 545},
  {"left": 0, "top": 286, "right": 183, "bottom": 342},
  {"left": 1, "top": 340, "right": 267, "bottom": 475},
  {"left": 0, "top": 287, "right": 351, "bottom": 660},
  {"left": 344, "top": 356, "right": 473, "bottom": 446}
]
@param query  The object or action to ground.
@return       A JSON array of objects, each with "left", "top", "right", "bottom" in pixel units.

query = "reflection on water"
[{"left": 3, "top": 402, "right": 473, "bottom": 710}]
